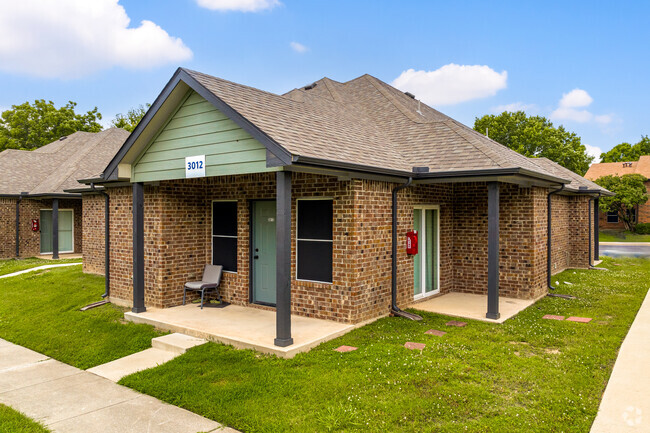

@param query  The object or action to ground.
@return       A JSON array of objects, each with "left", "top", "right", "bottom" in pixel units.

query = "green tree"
[
  {"left": 600, "top": 136, "right": 650, "bottom": 162},
  {"left": 110, "top": 104, "right": 150, "bottom": 132},
  {"left": 594, "top": 174, "right": 649, "bottom": 231},
  {"left": 474, "top": 111, "right": 593, "bottom": 175},
  {"left": 0, "top": 100, "right": 102, "bottom": 152}
]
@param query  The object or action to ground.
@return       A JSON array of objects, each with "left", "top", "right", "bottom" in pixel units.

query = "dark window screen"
[
  {"left": 297, "top": 200, "right": 333, "bottom": 282},
  {"left": 607, "top": 211, "right": 618, "bottom": 223},
  {"left": 212, "top": 201, "right": 237, "bottom": 272}
]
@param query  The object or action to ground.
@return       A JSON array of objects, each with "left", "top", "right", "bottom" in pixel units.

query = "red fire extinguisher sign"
[{"left": 406, "top": 230, "right": 418, "bottom": 255}]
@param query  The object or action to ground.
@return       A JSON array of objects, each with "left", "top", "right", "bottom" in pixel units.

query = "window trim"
[
  {"left": 413, "top": 204, "right": 441, "bottom": 300},
  {"left": 295, "top": 197, "right": 334, "bottom": 285},
  {"left": 211, "top": 199, "right": 238, "bottom": 274},
  {"left": 39, "top": 208, "right": 75, "bottom": 254},
  {"left": 606, "top": 211, "right": 619, "bottom": 224}
]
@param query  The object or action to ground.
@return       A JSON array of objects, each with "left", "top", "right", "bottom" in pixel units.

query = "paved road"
[{"left": 599, "top": 242, "right": 650, "bottom": 258}]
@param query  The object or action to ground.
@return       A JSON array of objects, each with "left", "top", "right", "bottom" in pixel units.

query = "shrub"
[{"left": 634, "top": 223, "right": 650, "bottom": 234}]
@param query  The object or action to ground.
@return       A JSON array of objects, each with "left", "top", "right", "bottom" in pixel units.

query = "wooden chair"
[{"left": 182, "top": 265, "right": 223, "bottom": 309}]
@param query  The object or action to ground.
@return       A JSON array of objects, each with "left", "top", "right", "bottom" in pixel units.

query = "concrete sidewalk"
[
  {"left": 0, "top": 262, "right": 81, "bottom": 279},
  {"left": 0, "top": 339, "right": 236, "bottom": 433},
  {"left": 591, "top": 289, "right": 650, "bottom": 432}
]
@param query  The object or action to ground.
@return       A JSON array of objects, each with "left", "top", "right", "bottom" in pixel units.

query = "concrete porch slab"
[
  {"left": 410, "top": 292, "right": 537, "bottom": 323},
  {"left": 124, "top": 304, "right": 356, "bottom": 358}
]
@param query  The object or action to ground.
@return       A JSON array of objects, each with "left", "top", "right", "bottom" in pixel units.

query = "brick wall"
[
  {"left": 82, "top": 194, "right": 105, "bottom": 274},
  {"left": 102, "top": 175, "right": 595, "bottom": 323}
]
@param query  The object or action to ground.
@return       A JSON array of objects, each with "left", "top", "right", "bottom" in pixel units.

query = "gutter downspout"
[
  {"left": 91, "top": 184, "right": 110, "bottom": 299},
  {"left": 391, "top": 177, "right": 422, "bottom": 321},
  {"left": 15, "top": 194, "right": 23, "bottom": 258},
  {"left": 547, "top": 184, "right": 565, "bottom": 290},
  {"left": 588, "top": 196, "right": 595, "bottom": 267}
]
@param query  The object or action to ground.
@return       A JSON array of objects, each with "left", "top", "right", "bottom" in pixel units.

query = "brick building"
[
  {"left": 76, "top": 68, "right": 610, "bottom": 348},
  {"left": 0, "top": 128, "right": 128, "bottom": 261},
  {"left": 585, "top": 155, "right": 650, "bottom": 230}
]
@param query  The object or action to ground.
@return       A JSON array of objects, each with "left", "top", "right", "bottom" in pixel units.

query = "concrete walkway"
[
  {"left": 0, "top": 338, "right": 236, "bottom": 433},
  {"left": 591, "top": 289, "right": 650, "bottom": 432},
  {"left": 0, "top": 262, "right": 81, "bottom": 279}
]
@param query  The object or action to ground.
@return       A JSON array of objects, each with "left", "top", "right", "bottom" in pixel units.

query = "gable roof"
[
  {"left": 585, "top": 155, "right": 650, "bottom": 181},
  {"left": 0, "top": 128, "right": 129, "bottom": 197},
  {"left": 102, "top": 67, "right": 603, "bottom": 193},
  {"left": 530, "top": 157, "right": 613, "bottom": 195}
]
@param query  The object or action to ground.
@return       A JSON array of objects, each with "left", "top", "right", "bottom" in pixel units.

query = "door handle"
[{"left": 254, "top": 255, "right": 259, "bottom": 259}]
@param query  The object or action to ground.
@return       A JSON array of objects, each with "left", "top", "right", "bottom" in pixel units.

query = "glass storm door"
[
  {"left": 413, "top": 207, "right": 440, "bottom": 298},
  {"left": 252, "top": 201, "right": 277, "bottom": 305}
]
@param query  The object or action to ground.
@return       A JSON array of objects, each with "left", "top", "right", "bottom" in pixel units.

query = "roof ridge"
[
  {"left": 362, "top": 75, "right": 424, "bottom": 123},
  {"left": 443, "top": 119, "right": 505, "bottom": 168},
  {"left": 320, "top": 77, "right": 343, "bottom": 103},
  {"left": 185, "top": 68, "right": 289, "bottom": 101}
]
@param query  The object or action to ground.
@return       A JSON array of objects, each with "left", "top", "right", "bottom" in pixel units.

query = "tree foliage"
[
  {"left": 473, "top": 111, "right": 593, "bottom": 175},
  {"left": 0, "top": 100, "right": 102, "bottom": 152},
  {"left": 594, "top": 174, "right": 649, "bottom": 231},
  {"left": 110, "top": 104, "right": 150, "bottom": 132},
  {"left": 600, "top": 136, "right": 650, "bottom": 163}
]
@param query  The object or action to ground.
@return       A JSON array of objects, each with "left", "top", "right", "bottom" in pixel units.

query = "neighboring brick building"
[
  {"left": 0, "top": 128, "right": 128, "bottom": 260},
  {"left": 76, "top": 68, "right": 609, "bottom": 348},
  {"left": 585, "top": 155, "right": 650, "bottom": 230}
]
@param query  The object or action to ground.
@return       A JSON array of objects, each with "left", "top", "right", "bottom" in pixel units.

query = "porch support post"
[
  {"left": 594, "top": 198, "right": 600, "bottom": 260},
  {"left": 52, "top": 198, "right": 59, "bottom": 259},
  {"left": 132, "top": 182, "right": 146, "bottom": 313},
  {"left": 486, "top": 182, "right": 500, "bottom": 320},
  {"left": 274, "top": 171, "right": 293, "bottom": 347}
]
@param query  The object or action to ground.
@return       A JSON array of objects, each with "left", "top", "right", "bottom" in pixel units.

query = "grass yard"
[
  {"left": 0, "top": 404, "right": 50, "bottom": 433},
  {"left": 119, "top": 257, "right": 650, "bottom": 433},
  {"left": 599, "top": 230, "right": 650, "bottom": 242},
  {"left": 0, "top": 257, "right": 82, "bottom": 276},
  {"left": 0, "top": 266, "right": 163, "bottom": 369}
]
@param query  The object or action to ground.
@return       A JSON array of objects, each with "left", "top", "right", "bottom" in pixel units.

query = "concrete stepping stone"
[
  {"left": 334, "top": 345, "right": 357, "bottom": 352},
  {"left": 404, "top": 342, "right": 426, "bottom": 350},
  {"left": 542, "top": 314, "right": 565, "bottom": 321},
  {"left": 445, "top": 320, "right": 467, "bottom": 327},
  {"left": 152, "top": 333, "right": 206, "bottom": 354},
  {"left": 566, "top": 316, "right": 592, "bottom": 323},
  {"left": 425, "top": 329, "right": 446, "bottom": 336}
]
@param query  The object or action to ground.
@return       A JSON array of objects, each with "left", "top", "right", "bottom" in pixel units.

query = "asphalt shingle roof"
[
  {"left": 585, "top": 155, "right": 650, "bottom": 181},
  {"left": 0, "top": 128, "right": 129, "bottom": 196}
]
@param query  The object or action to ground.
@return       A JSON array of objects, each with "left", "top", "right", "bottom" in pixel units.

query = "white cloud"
[
  {"left": 550, "top": 88, "right": 613, "bottom": 126},
  {"left": 0, "top": 0, "right": 192, "bottom": 79},
  {"left": 196, "top": 0, "right": 280, "bottom": 12},
  {"left": 584, "top": 144, "right": 603, "bottom": 162},
  {"left": 491, "top": 102, "right": 537, "bottom": 113},
  {"left": 290, "top": 41, "right": 308, "bottom": 53},
  {"left": 391, "top": 64, "right": 508, "bottom": 106}
]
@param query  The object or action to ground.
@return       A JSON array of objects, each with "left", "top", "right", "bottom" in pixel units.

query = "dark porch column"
[
  {"left": 274, "top": 171, "right": 293, "bottom": 347},
  {"left": 486, "top": 182, "right": 500, "bottom": 320},
  {"left": 594, "top": 198, "right": 600, "bottom": 260},
  {"left": 132, "top": 182, "right": 146, "bottom": 313},
  {"left": 52, "top": 198, "right": 59, "bottom": 259}
]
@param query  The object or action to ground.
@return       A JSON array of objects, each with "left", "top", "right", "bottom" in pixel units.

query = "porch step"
[
  {"left": 88, "top": 333, "right": 207, "bottom": 382},
  {"left": 152, "top": 333, "right": 207, "bottom": 355}
]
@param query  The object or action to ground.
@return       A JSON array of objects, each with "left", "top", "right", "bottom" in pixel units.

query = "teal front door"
[
  {"left": 252, "top": 201, "right": 277, "bottom": 305},
  {"left": 40, "top": 209, "right": 74, "bottom": 254}
]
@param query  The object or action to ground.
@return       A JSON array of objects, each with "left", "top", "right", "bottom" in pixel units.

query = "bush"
[{"left": 634, "top": 223, "right": 650, "bottom": 234}]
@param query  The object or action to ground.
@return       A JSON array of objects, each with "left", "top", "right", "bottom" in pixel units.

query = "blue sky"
[{"left": 0, "top": 0, "right": 648, "bottom": 161}]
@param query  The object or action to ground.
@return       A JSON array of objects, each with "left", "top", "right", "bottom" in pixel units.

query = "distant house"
[
  {"left": 0, "top": 128, "right": 128, "bottom": 270},
  {"left": 585, "top": 155, "right": 650, "bottom": 229},
  {"left": 69, "top": 68, "right": 610, "bottom": 348}
]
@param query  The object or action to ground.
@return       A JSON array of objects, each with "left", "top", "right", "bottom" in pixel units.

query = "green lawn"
[
  {"left": 0, "top": 257, "right": 82, "bottom": 276},
  {"left": 0, "top": 266, "right": 163, "bottom": 369},
  {"left": 599, "top": 230, "right": 650, "bottom": 242},
  {"left": 0, "top": 404, "right": 50, "bottom": 433},
  {"left": 119, "top": 257, "right": 650, "bottom": 433}
]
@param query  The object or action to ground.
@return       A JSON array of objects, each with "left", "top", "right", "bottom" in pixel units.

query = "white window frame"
[
  {"left": 413, "top": 205, "right": 440, "bottom": 300},
  {"left": 211, "top": 199, "right": 238, "bottom": 274},
  {"left": 295, "top": 197, "right": 334, "bottom": 285},
  {"left": 39, "top": 208, "right": 75, "bottom": 254}
]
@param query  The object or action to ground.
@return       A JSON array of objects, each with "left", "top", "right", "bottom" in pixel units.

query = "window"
[
  {"left": 606, "top": 211, "right": 619, "bottom": 223},
  {"left": 297, "top": 199, "right": 333, "bottom": 283},
  {"left": 630, "top": 207, "right": 637, "bottom": 223},
  {"left": 212, "top": 201, "right": 237, "bottom": 272},
  {"left": 413, "top": 206, "right": 440, "bottom": 298}
]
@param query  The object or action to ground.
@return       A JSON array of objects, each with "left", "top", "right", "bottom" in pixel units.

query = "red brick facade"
[
  {"left": 82, "top": 194, "right": 106, "bottom": 274},
  {"left": 0, "top": 197, "right": 82, "bottom": 259},
  {"left": 598, "top": 181, "right": 650, "bottom": 230},
  {"left": 98, "top": 173, "right": 595, "bottom": 324}
]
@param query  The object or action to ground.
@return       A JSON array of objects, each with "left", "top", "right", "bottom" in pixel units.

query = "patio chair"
[{"left": 183, "top": 264, "right": 223, "bottom": 309}]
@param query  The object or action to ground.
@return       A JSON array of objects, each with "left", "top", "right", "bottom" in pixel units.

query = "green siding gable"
[{"left": 132, "top": 90, "right": 278, "bottom": 182}]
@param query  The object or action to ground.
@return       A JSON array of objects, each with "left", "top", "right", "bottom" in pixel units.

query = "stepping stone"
[
  {"left": 404, "top": 342, "right": 426, "bottom": 350},
  {"left": 566, "top": 316, "right": 592, "bottom": 323},
  {"left": 542, "top": 314, "right": 565, "bottom": 321},
  {"left": 334, "top": 345, "right": 357, "bottom": 352},
  {"left": 445, "top": 320, "right": 467, "bottom": 327},
  {"left": 425, "top": 329, "right": 446, "bottom": 336}
]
